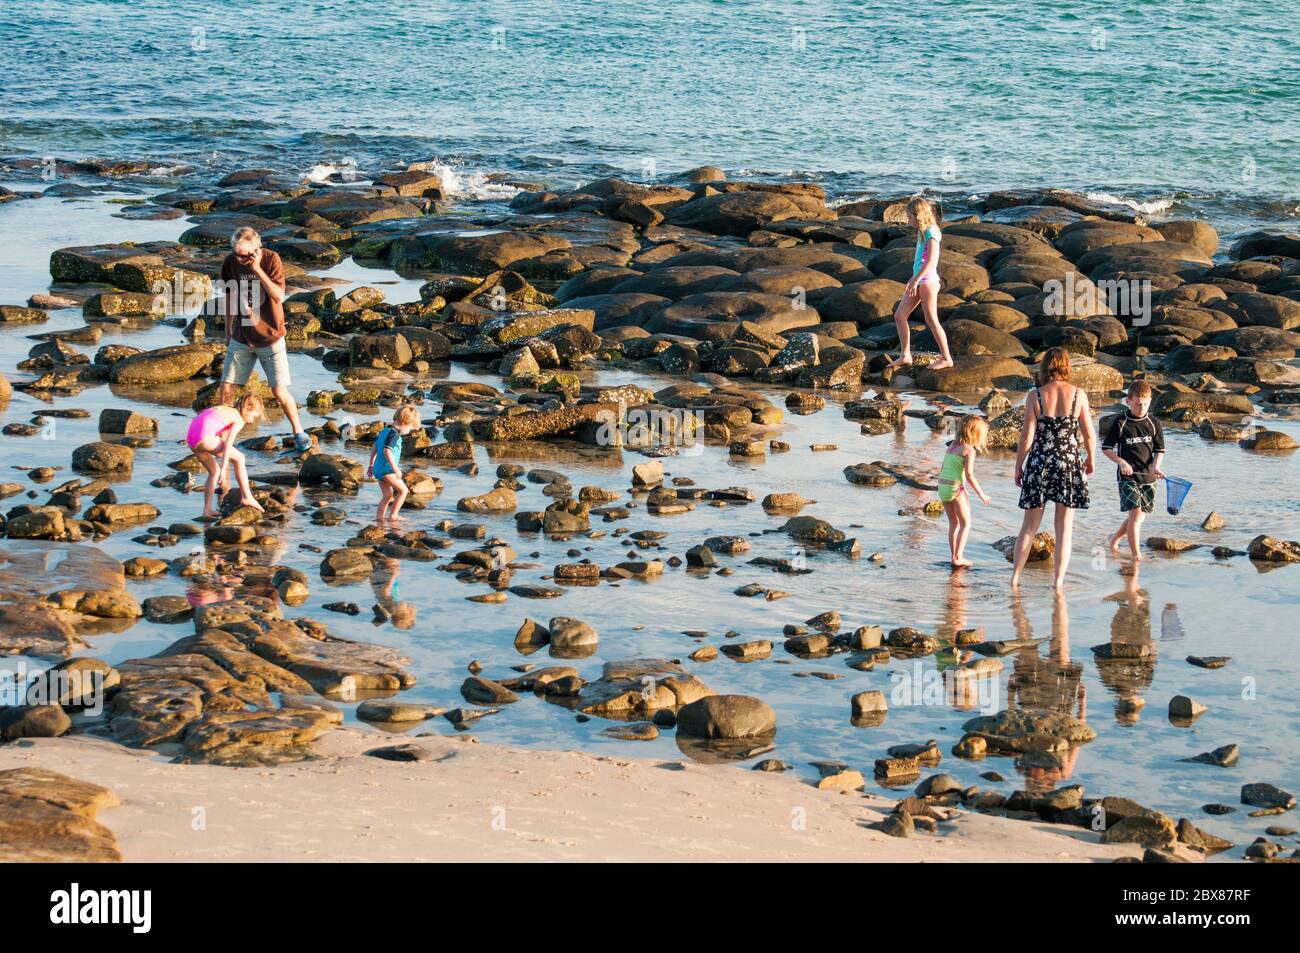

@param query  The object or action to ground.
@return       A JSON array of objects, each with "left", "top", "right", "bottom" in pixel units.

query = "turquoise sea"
[{"left": 2, "top": 0, "right": 1298, "bottom": 235}]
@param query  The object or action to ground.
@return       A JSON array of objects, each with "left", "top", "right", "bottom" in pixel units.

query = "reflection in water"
[
  {"left": 935, "top": 575, "right": 985, "bottom": 709},
  {"left": 1007, "top": 592, "right": 1086, "bottom": 790},
  {"left": 1161, "top": 603, "right": 1185, "bottom": 642},
  {"left": 371, "top": 557, "right": 417, "bottom": 630},
  {"left": 1098, "top": 565, "right": 1157, "bottom": 725}
]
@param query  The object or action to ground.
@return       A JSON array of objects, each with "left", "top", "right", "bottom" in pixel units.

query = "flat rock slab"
[
  {"left": 247, "top": 620, "right": 416, "bottom": 694},
  {"left": 0, "top": 541, "right": 125, "bottom": 597},
  {"left": 177, "top": 709, "right": 336, "bottom": 766},
  {"left": 0, "top": 602, "right": 83, "bottom": 657},
  {"left": 0, "top": 767, "right": 121, "bottom": 862}
]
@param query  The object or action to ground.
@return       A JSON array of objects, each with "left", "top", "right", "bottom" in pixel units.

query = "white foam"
[
  {"left": 408, "top": 160, "right": 523, "bottom": 201},
  {"left": 129, "top": 163, "right": 192, "bottom": 177},
  {"left": 304, "top": 161, "right": 368, "bottom": 185},
  {"left": 1085, "top": 191, "right": 1175, "bottom": 216}
]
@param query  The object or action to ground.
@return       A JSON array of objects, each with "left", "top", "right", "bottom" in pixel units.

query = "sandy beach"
[{"left": 0, "top": 731, "right": 1145, "bottom": 862}]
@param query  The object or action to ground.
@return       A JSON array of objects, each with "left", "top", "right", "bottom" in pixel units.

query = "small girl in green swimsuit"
[{"left": 939, "top": 415, "right": 992, "bottom": 569}]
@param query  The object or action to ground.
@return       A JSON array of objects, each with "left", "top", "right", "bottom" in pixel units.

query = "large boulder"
[
  {"left": 298, "top": 453, "right": 363, "bottom": 490},
  {"left": 1153, "top": 220, "right": 1219, "bottom": 258},
  {"left": 0, "top": 767, "right": 122, "bottom": 862},
  {"left": 398, "top": 230, "right": 572, "bottom": 275},
  {"left": 915, "top": 356, "right": 1033, "bottom": 392},
  {"left": 1207, "top": 326, "right": 1300, "bottom": 359},
  {"left": 917, "top": 319, "right": 1027, "bottom": 357},
  {"left": 285, "top": 190, "right": 423, "bottom": 226},
  {"left": 1212, "top": 292, "right": 1300, "bottom": 331},
  {"left": 1248, "top": 535, "right": 1300, "bottom": 562},
  {"left": 946, "top": 302, "right": 1031, "bottom": 333},
  {"left": 1075, "top": 241, "right": 1211, "bottom": 282},
  {"left": 71, "top": 441, "right": 133, "bottom": 473},
  {"left": 666, "top": 191, "right": 816, "bottom": 236},
  {"left": 817, "top": 279, "right": 908, "bottom": 327},
  {"left": 548, "top": 617, "right": 599, "bottom": 658},
  {"left": 108, "top": 344, "right": 215, "bottom": 384},
  {"left": 564, "top": 293, "right": 668, "bottom": 331},
  {"left": 49, "top": 243, "right": 165, "bottom": 284},
  {"left": 350, "top": 333, "right": 413, "bottom": 370},
  {"left": 1053, "top": 220, "right": 1163, "bottom": 262},
  {"left": 1229, "top": 228, "right": 1300, "bottom": 260},
  {"left": 456, "top": 485, "right": 517, "bottom": 513},
  {"left": 610, "top": 265, "right": 740, "bottom": 299},
  {"left": 480, "top": 308, "right": 596, "bottom": 345},
  {"left": 649, "top": 292, "right": 817, "bottom": 341},
  {"left": 676, "top": 694, "right": 777, "bottom": 739}
]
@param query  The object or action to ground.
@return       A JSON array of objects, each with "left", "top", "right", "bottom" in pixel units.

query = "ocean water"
[{"left": 2, "top": 0, "right": 1299, "bottom": 236}]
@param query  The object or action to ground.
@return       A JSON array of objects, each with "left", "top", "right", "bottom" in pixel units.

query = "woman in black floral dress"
[{"left": 1010, "top": 348, "right": 1098, "bottom": 589}]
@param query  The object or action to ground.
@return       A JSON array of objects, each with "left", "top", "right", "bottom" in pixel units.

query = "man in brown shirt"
[{"left": 217, "top": 226, "right": 313, "bottom": 452}]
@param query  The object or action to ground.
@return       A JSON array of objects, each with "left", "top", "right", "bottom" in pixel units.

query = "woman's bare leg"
[
  {"left": 1010, "top": 507, "right": 1045, "bottom": 587},
  {"left": 1053, "top": 504, "right": 1075, "bottom": 589}
]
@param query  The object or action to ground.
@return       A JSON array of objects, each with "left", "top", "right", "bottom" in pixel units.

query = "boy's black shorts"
[{"left": 1118, "top": 478, "right": 1155, "bottom": 513}]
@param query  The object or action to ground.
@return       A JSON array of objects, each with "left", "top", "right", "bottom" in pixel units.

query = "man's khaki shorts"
[{"left": 222, "top": 338, "right": 290, "bottom": 389}]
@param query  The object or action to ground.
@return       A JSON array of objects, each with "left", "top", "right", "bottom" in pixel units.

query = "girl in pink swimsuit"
[
  {"left": 887, "top": 196, "right": 955, "bottom": 373},
  {"left": 185, "top": 394, "right": 265, "bottom": 518}
]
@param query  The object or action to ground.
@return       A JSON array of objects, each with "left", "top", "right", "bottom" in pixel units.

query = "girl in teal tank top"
[
  {"left": 886, "top": 196, "right": 955, "bottom": 373},
  {"left": 939, "top": 415, "right": 993, "bottom": 569}
]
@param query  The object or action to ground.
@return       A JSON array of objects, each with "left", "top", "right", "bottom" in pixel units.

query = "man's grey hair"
[{"left": 230, "top": 226, "right": 261, "bottom": 248}]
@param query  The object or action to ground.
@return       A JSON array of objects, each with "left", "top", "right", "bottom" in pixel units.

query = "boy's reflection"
[
  {"left": 372, "top": 557, "right": 416, "bottom": 630},
  {"left": 1098, "top": 564, "right": 1157, "bottom": 724}
]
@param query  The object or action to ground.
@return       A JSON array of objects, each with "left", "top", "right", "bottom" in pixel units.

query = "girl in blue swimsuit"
[{"left": 888, "top": 196, "right": 955, "bottom": 372}]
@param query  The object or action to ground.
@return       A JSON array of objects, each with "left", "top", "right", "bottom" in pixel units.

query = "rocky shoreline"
[{"left": 0, "top": 156, "right": 1298, "bottom": 863}]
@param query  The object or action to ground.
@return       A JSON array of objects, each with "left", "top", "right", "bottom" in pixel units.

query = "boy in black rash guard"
[{"left": 1103, "top": 380, "right": 1165, "bottom": 561}]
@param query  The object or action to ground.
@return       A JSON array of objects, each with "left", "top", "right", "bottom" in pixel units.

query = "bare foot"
[
  {"left": 951, "top": 559, "right": 973, "bottom": 570},
  {"left": 202, "top": 509, "right": 220, "bottom": 519},
  {"left": 1010, "top": 573, "right": 1021, "bottom": 588},
  {"left": 928, "top": 358, "right": 954, "bottom": 371},
  {"left": 1053, "top": 577, "right": 1066, "bottom": 590},
  {"left": 886, "top": 353, "right": 913, "bottom": 371},
  {"left": 1107, "top": 533, "right": 1122, "bottom": 552},
  {"left": 241, "top": 497, "right": 264, "bottom": 513}
]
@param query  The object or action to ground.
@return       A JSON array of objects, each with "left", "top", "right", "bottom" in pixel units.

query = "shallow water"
[{"left": 1, "top": 184, "right": 1298, "bottom": 860}]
